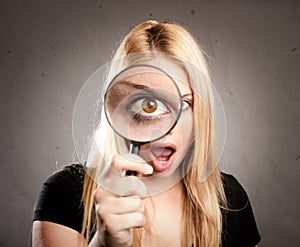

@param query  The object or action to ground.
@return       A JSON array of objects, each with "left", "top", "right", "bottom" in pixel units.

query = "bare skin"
[
  {"left": 32, "top": 221, "right": 87, "bottom": 247},
  {"left": 141, "top": 182, "right": 184, "bottom": 247}
]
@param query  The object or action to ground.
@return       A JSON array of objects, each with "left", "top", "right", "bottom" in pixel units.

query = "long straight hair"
[{"left": 81, "top": 21, "right": 226, "bottom": 247}]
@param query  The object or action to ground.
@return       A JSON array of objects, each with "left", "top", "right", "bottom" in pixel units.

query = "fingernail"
[{"left": 145, "top": 164, "right": 153, "bottom": 174}]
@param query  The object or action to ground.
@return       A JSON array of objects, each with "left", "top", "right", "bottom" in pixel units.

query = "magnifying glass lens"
[{"left": 104, "top": 65, "right": 182, "bottom": 143}]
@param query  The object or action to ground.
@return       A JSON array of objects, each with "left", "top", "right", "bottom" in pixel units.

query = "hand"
[{"left": 93, "top": 154, "right": 153, "bottom": 247}]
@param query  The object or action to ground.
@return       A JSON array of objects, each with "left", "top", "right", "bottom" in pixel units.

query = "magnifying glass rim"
[{"left": 103, "top": 63, "right": 183, "bottom": 144}]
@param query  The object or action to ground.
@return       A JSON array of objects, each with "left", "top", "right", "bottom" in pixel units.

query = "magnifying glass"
[{"left": 104, "top": 64, "right": 182, "bottom": 175}]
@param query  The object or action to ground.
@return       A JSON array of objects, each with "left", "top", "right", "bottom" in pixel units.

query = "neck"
[
  {"left": 141, "top": 181, "right": 185, "bottom": 247},
  {"left": 144, "top": 180, "right": 185, "bottom": 207}
]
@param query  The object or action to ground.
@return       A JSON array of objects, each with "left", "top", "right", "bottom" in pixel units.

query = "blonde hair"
[{"left": 81, "top": 21, "right": 227, "bottom": 247}]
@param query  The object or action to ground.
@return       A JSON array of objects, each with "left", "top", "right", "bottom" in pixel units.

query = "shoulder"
[
  {"left": 220, "top": 173, "right": 261, "bottom": 247},
  {"left": 40, "top": 163, "right": 86, "bottom": 198},
  {"left": 45, "top": 163, "right": 85, "bottom": 185},
  {"left": 221, "top": 172, "right": 249, "bottom": 210},
  {"left": 33, "top": 163, "right": 87, "bottom": 233},
  {"left": 36, "top": 163, "right": 86, "bottom": 210}
]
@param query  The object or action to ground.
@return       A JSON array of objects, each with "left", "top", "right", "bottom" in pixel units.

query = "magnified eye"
[{"left": 132, "top": 98, "right": 169, "bottom": 117}]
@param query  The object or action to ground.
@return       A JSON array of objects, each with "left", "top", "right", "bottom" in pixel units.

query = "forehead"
[
  {"left": 112, "top": 57, "right": 192, "bottom": 97},
  {"left": 174, "top": 78, "right": 192, "bottom": 96},
  {"left": 139, "top": 57, "right": 192, "bottom": 96}
]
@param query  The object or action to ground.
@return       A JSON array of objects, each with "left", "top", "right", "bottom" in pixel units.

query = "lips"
[{"left": 149, "top": 143, "right": 176, "bottom": 172}]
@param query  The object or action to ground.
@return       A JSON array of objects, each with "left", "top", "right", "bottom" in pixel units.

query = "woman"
[{"left": 33, "top": 21, "right": 261, "bottom": 247}]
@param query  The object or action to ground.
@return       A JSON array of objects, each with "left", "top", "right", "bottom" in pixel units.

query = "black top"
[{"left": 33, "top": 164, "right": 261, "bottom": 247}]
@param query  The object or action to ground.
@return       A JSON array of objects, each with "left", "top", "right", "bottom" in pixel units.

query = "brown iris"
[{"left": 142, "top": 99, "right": 158, "bottom": 113}]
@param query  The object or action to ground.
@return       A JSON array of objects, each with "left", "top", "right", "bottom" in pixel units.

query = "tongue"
[
  {"left": 151, "top": 147, "right": 174, "bottom": 172},
  {"left": 152, "top": 147, "right": 173, "bottom": 158}
]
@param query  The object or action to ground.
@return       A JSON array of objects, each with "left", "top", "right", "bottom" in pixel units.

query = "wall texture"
[{"left": 1, "top": 0, "right": 299, "bottom": 246}]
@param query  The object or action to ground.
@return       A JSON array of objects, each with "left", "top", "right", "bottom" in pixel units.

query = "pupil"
[{"left": 142, "top": 99, "right": 157, "bottom": 113}]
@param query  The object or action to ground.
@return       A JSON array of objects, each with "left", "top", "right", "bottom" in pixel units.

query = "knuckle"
[
  {"left": 93, "top": 187, "right": 107, "bottom": 202},
  {"left": 111, "top": 155, "right": 122, "bottom": 170},
  {"left": 96, "top": 204, "right": 105, "bottom": 218},
  {"left": 93, "top": 188, "right": 100, "bottom": 201}
]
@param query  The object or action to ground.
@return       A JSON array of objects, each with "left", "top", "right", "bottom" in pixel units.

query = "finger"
[
  {"left": 93, "top": 187, "right": 109, "bottom": 203},
  {"left": 104, "top": 212, "right": 145, "bottom": 232},
  {"left": 94, "top": 177, "right": 148, "bottom": 200},
  {"left": 101, "top": 175, "right": 148, "bottom": 197},
  {"left": 96, "top": 196, "right": 144, "bottom": 216},
  {"left": 112, "top": 154, "right": 153, "bottom": 175}
]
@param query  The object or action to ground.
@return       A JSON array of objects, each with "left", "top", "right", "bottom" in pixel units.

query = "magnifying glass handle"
[
  {"left": 125, "top": 143, "right": 140, "bottom": 176},
  {"left": 130, "top": 143, "right": 140, "bottom": 155}
]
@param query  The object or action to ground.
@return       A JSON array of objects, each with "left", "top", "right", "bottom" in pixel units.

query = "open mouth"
[{"left": 149, "top": 143, "right": 176, "bottom": 172}]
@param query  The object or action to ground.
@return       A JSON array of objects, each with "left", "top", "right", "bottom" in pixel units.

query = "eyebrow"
[
  {"left": 114, "top": 80, "right": 150, "bottom": 90},
  {"left": 110, "top": 80, "right": 160, "bottom": 98},
  {"left": 108, "top": 80, "right": 192, "bottom": 101},
  {"left": 120, "top": 81, "right": 194, "bottom": 101},
  {"left": 181, "top": 93, "right": 193, "bottom": 98},
  {"left": 105, "top": 80, "right": 154, "bottom": 109}
]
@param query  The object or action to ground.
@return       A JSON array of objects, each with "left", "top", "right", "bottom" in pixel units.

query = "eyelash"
[
  {"left": 182, "top": 98, "right": 192, "bottom": 110},
  {"left": 126, "top": 94, "right": 170, "bottom": 124},
  {"left": 125, "top": 94, "right": 193, "bottom": 126}
]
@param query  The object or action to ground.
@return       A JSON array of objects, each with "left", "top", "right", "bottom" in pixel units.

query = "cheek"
[
  {"left": 176, "top": 111, "right": 194, "bottom": 154},
  {"left": 181, "top": 110, "right": 194, "bottom": 137}
]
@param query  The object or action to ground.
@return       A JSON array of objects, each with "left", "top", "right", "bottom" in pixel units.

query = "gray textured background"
[{"left": 1, "top": 0, "right": 299, "bottom": 246}]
